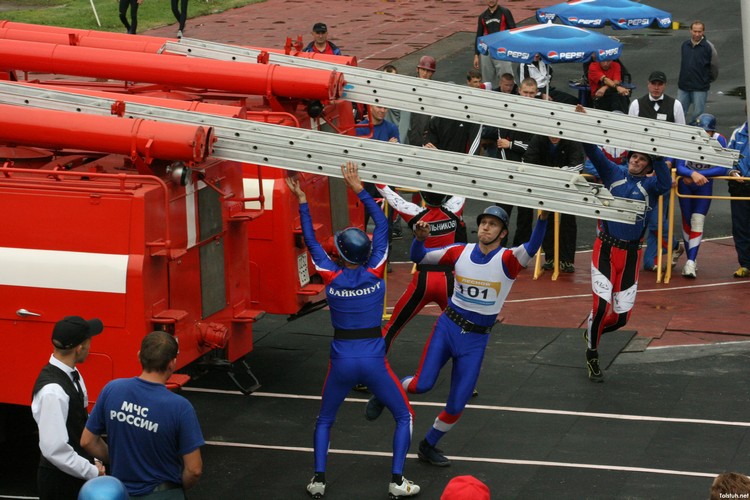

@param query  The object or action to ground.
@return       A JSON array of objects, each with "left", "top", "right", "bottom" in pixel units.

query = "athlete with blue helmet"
[
  {"left": 366, "top": 201, "right": 548, "bottom": 467},
  {"left": 675, "top": 113, "right": 739, "bottom": 278},
  {"left": 286, "top": 162, "right": 419, "bottom": 499}
]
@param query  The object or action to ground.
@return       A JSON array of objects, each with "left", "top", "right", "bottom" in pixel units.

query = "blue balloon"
[{"left": 78, "top": 476, "right": 129, "bottom": 500}]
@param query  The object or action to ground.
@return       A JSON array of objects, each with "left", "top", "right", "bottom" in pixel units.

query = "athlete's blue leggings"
[
  {"left": 678, "top": 179, "right": 714, "bottom": 262},
  {"left": 404, "top": 314, "right": 489, "bottom": 447},
  {"left": 313, "top": 352, "right": 413, "bottom": 475}
]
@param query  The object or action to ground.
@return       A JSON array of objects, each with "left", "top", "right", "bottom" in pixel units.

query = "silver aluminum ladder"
[
  {"left": 165, "top": 38, "right": 738, "bottom": 167},
  {"left": 0, "top": 81, "right": 645, "bottom": 223}
]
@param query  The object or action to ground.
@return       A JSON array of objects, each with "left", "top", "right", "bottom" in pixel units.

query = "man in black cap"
[
  {"left": 302, "top": 22, "right": 342, "bottom": 56},
  {"left": 628, "top": 70, "right": 686, "bottom": 124},
  {"left": 31, "top": 316, "right": 106, "bottom": 499},
  {"left": 628, "top": 70, "right": 686, "bottom": 273}
]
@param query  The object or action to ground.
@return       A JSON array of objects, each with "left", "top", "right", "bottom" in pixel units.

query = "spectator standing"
[
  {"left": 405, "top": 56, "right": 437, "bottom": 146},
  {"left": 629, "top": 70, "right": 685, "bottom": 272},
  {"left": 382, "top": 65, "right": 410, "bottom": 144},
  {"left": 628, "top": 71, "right": 685, "bottom": 124},
  {"left": 676, "top": 114, "right": 738, "bottom": 278},
  {"left": 286, "top": 163, "right": 419, "bottom": 499},
  {"left": 677, "top": 21, "right": 719, "bottom": 124},
  {"left": 302, "top": 23, "right": 342, "bottom": 56},
  {"left": 728, "top": 111, "right": 750, "bottom": 278},
  {"left": 366, "top": 206, "right": 548, "bottom": 466},
  {"left": 576, "top": 104, "right": 672, "bottom": 382},
  {"left": 81, "top": 331, "right": 204, "bottom": 498},
  {"left": 424, "top": 71, "right": 483, "bottom": 155},
  {"left": 32, "top": 316, "right": 106, "bottom": 500},
  {"left": 523, "top": 134, "right": 584, "bottom": 273},
  {"left": 474, "top": 0, "right": 516, "bottom": 85},
  {"left": 588, "top": 58, "right": 630, "bottom": 112},
  {"left": 171, "top": 0, "right": 189, "bottom": 39},
  {"left": 118, "top": 0, "right": 143, "bottom": 35}
]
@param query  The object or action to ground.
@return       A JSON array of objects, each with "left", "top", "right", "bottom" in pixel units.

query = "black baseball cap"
[
  {"left": 51, "top": 316, "right": 104, "bottom": 349},
  {"left": 648, "top": 71, "right": 667, "bottom": 83},
  {"left": 313, "top": 22, "right": 328, "bottom": 33}
]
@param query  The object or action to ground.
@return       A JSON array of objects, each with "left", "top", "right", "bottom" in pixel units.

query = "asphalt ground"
[{"left": 4, "top": 310, "right": 750, "bottom": 499}]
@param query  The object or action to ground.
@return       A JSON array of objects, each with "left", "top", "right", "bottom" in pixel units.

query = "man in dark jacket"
[
  {"left": 473, "top": 0, "right": 516, "bottom": 85},
  {"left": 523, "top": 135, "right": 584, "bottom": 273},
  {"left": 302, "top": 22, "right": 342, "bottom": 56},
  {"left": 677, "top": 21, "right": 719, "bottom": 124}
]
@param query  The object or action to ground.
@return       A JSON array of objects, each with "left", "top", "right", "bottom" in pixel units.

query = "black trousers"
[
  {"left": 38, "top": 466, "right": 85, "bottom": 500},
  {"left": 171, "top": 0, "right": 189, "bottom": 31}
]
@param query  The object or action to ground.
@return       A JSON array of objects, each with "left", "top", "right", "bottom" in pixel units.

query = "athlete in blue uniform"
[
  {"left": 366, "top": 204, "right": 548, "bottom": 466},
  {"left": 286, "top": 162, "right": 419, "bottom": 499},
  {"left": 676, "top": 114, "right": 739, "bottom": 278}
]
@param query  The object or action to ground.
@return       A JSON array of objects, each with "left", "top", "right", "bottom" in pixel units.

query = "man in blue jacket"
[{"left": 677, "top": 21, "right": 719, "bottom": 124}]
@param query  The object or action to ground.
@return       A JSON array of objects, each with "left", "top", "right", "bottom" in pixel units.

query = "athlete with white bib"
[{"left": 366, "top": 204, "right": 548, "bottom": 466}]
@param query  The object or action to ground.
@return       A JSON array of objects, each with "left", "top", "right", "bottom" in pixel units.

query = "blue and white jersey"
[
  {"left": 452, "top": 245, "right": 514, "bottom": 315},
  {"left": 583, "top": 142, "right": 671, "bottom": 241}
]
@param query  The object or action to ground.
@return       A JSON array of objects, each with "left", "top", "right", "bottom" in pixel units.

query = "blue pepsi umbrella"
[
  {"left": 536, "top": 0, "right": 671, "bottom": 30},
  {"left": 477, "top": 23, "right": 622, "bottom": 65}
]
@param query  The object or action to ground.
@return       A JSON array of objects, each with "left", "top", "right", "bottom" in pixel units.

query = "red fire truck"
[{"left": 0, "top": 21, "right": 365, "bottom": 409}]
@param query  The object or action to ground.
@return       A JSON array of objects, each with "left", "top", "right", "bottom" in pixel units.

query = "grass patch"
[{"left": 1, "top": 0, "right": 262, "bottom": 33}]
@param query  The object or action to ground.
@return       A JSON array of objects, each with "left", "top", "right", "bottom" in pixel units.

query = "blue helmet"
[
  {"left": 78, "top": 476, "right": 129, "bottom": 500},
  {"left": 476, "top": 205, "right": 509, "bottom": 228},
  {"left": 694, "top": 113, "right": 717, "bottom": 132},
  {"left": 334, "top": 227, "right": 372, "bottom": 265}
]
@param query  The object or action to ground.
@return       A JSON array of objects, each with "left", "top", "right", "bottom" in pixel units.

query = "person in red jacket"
[{"left": 588, "top": 59, "right": 630, "bottom": 112}]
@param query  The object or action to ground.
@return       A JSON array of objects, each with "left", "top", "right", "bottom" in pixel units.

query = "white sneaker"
[
  {"left": 388, "top": 477, "right": 420, "bottom": 498},
  {"left": 306, "top": 478, "right": 325, "bottom": 498},
  {"left": 177, "top": 29, "right": 183, "bottom": 39},
  {"left": 682, "top": 260, "right": 697, "bottom": 279}
]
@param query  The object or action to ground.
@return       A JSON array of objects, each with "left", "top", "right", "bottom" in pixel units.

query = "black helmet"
[
  {"left": 476, "top": 205, "right": 509, "bottom": 228},
  {"left": 334, "top": 227, "right": 372, "bottom": 265},
  {"left": 420, "top": 191, "right": 450, "bottom": 207}
]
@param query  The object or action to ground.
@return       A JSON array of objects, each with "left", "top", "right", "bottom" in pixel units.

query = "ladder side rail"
[
  {"left": 168, "top": 39, "right": 738, "bottom": 166},
  {"left": 214, "top": 135, "right": 616, "bottom": 204},
  {"left": 0, "top": 82, "right": 644, "bottom": 222},
  {"left": 212, "top": 142, "right": 642, "bottom": 222}
]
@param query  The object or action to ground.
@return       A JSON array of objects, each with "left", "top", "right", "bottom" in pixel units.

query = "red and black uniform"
[
  {"left": 376, "top": 185, "right": 465, "bottom": 352},
  {"left": 583, "top": 144, "right": 671, "bottom": 349}
]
